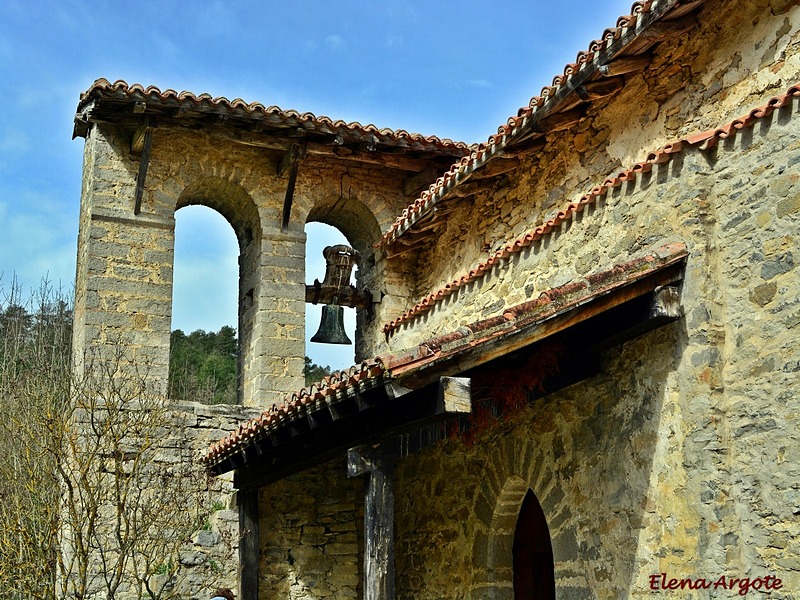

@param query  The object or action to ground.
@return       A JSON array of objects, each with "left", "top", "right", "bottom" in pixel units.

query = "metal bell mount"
[{"left": 308, "top": 245, "right": 361, "bottom": 345}]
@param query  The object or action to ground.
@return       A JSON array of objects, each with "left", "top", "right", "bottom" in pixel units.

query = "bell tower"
[{"left": 72, "top": 79, "right": 468, "bottom": 406}]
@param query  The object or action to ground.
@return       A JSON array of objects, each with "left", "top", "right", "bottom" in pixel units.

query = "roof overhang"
[
  {"left": 206, "top": 242, "right": 687, "bottom": 487},
  {"left": 73, "top": 79, "right": 470, "bottom": 175}
]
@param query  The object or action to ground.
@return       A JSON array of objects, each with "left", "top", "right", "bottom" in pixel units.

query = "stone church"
[{"left": 72, "top": 0, "right": 799, "bottom": 597}]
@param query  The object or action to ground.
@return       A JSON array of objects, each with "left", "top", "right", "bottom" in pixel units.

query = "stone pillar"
[
  {"left": 240, "top": 226, "right": 306, "bottom": 407},
  {"left": 72, "top": 125, "right": 174, "bottom": 392}
]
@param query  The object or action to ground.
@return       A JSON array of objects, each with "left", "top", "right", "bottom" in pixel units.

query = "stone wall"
[
  {"left": 367, "top": 1, "right": 800, "bottom": 598},
  {"left": 62, "top": 399, "right": 261, "bottom": 600},
  {"left": 258, "top": 459, "right": 364, "bottom": 600},
  {"left": 392, "top": 308, "right": 798, "bottom": 598},
  {"left": 383, "top": 0, "right": 800, "bottom": 351},
  {"left": 394, "top": 324, "right": 680, "bottom": 599},
  {"left": 72, "top": 125, "right": 175, "bottom": 390},
  {"left": 157, "top": 402, "right": 264, "bottom": 600}
]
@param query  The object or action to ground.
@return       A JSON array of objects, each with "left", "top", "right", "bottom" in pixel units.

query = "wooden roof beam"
[
  {"left": 132, "top": 125, "right": 153, "bottom": 215},
  {"left": 599, "top": 55, "right": 652, "bottom": 77},
  {"left": 471, "top": 156, "right": 520, "bottom": 180},
  {"left": 279, "top": 143, "right": 306, "bottom": 232}
]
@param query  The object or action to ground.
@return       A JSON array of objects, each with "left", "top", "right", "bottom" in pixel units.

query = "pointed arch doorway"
[{"left": 513, "top": 489, "right": 555, "bottom": 600}]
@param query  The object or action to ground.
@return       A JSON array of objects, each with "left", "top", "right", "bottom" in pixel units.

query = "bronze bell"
[
  {"left": 308, "top": 245, "right": 360, "bottom": 345},
  {"left": 310, "top": 304, "right": 352, "bottom": 345}
]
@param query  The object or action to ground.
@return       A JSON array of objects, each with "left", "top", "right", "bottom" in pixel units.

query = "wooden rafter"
[
  {"left": 279, "top": 143, "right": 306, "bottom": 232},
  {"left": 133, "top": 126, "right": 153, "bottom": 215},
  {"left": 599, "top": 55, "right": 652, "bottom": 77}
]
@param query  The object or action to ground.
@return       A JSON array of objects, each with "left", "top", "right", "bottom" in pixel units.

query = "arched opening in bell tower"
[
  {"left": 170, "top": 205, "right": 240, "bottom": 405},
  {"left": 305, "top": 221, "right": 357, "bottom": 374},
  {"left": 304, "top": 195, "right": 382, "bottom": 379}
]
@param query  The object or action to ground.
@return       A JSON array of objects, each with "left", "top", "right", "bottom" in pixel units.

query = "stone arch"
[
  {"left": 306, "top": 193, "right": 381, "bottom": 258},
  {"left": 475, "top": 476, "right": 556, "bottom": 600},
  {"left": 175, "top": 177, "right": 263, "bottom": 404},
  {"left": 481, "top": 475, "right": 533, "bottom": 599},
  {"left": 177, "top": 176, "right": 261, "bottom": 251},
  {"left": 306, "top": 195, "right": 383, "bottom": 360},
  {"left": 471, "top": 433, "right": 566, "bottom": 600}
]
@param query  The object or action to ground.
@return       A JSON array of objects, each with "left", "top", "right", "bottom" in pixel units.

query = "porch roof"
[{"left": 204, "top": 242, "right": 687, "bottom": 481}]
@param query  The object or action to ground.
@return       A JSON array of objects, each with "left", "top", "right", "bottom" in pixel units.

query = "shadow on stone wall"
[{"left": 466, "top": 320, "right": 686, "bottom": 600}]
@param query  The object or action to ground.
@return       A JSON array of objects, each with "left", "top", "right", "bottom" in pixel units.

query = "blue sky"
[{"left": 0, "top": 0, "right": 632, "bottom": 369}]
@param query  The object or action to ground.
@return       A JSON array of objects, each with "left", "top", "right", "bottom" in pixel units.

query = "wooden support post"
[
  {"left": 239, "top": 489, "right": 259, "bottom": 600},
  {"left": 348, "top": 442, "right": 399, "bottom": 600},
  {"left": 280, "top": 143, "right": 306, "bottom": 232},
  {"left": 133, "top": 127, "right": 152, "bottom": 215},
  {"left": 364, "top": 460, "right": 395, "bottom": 600},
  {"left": 345, "top": 377, "right": 470, "bottom": 600}
]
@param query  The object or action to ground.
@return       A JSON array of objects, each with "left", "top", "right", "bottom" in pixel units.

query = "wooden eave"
[
  {"left": 211, "top": 247, "right": 686, "bottom": 485},
  {"left": 389, "top": 257, "right": 685, "bottom": 391},
  {"left": 73, "top": 91, "right": 470, "bottom": 175}
]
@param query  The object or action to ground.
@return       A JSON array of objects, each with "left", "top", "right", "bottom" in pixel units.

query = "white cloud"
[
  {"left": 325, "top": 34, "right": 344, "bottom": 49},
  {"left": 385, "top": 34, "right": 404, "bottom": 49}
]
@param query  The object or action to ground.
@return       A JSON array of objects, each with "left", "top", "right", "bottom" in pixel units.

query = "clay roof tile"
[
  {"left": 379, "top": 83, "right": 800, "bottom": 335},
  {"left": 78, "top": 79, "right": 470, "bottom": 154}
]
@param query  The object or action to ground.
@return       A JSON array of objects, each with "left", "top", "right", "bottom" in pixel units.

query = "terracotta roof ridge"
[
  {"left": 202, "top": 359, "right": 385, "bottom": 465},
  {"left": 78, "top": 78, "right": 469, "bottom": 150},
  {"left": 380, "top": 83, "right": 800, "bottom": 335},
  {"left": 377, "top": 0, "right": 696, "bottom": 248}
]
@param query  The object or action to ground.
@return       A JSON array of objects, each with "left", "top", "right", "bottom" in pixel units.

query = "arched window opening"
[
  {"left": 513, "top": 489, "right": 555, "bottom": 600},
  {"left": 305, "top": 222, "right": 356, "bottom": 378},
  {"left": 170, "top": 205, "right": 239, "bottom": 405}
]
